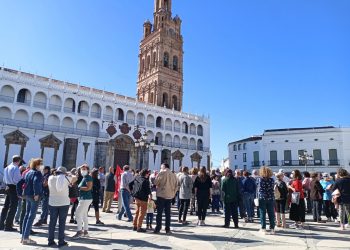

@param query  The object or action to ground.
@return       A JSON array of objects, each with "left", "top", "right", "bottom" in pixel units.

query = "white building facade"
[
  {"left": 228, "top": 127, "right": 350, "bottom": 173},
  {"left": 0, "top": 67, "right": 210, "bottom": 172}
]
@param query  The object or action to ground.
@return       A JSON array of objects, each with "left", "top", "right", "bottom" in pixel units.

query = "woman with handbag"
[{"left": 288, "top": 169, "right": 306, "bottom": 229}]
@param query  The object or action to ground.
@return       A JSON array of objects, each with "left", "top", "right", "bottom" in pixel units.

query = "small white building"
[{"left": 228, "top": 126, "right": 350, "bottom": 173}]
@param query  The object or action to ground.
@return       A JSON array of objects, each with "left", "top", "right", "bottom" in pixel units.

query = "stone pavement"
[{"left": 0, "top": 195, "right": 349, "bottom": 250}]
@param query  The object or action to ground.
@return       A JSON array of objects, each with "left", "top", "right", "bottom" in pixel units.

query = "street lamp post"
[
  {"left": 298, "top": 150, "right": 313, "bottom": 172},
  {"left": 135, "top": 130, "right": 155, "bottom": 170}
]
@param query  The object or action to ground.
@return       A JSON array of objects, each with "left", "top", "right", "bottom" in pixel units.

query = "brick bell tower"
[{"left": 137, "top": 0, "right": 183, "bottom": 111}]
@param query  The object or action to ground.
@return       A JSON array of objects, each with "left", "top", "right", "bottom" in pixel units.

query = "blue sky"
[{"left": 1, "top": 0, "right": 350, "bottom": 166}]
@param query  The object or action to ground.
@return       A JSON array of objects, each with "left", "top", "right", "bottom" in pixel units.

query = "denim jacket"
[{"left": 23, "top": 169, "right": 43, "bottom": 197}]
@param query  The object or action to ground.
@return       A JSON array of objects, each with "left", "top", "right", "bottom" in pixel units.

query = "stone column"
[
  {"left": 3, "top": 143, "right": 9, "bottom": 168},
  {"left": 53, "top": 148, "right": 58, "bottom": 168},
  {"left": 40, "top": 147, "right": 45, "bottom": 158},
  {"left": 20, "top": 144, "right": 25, "bottom": 159}
]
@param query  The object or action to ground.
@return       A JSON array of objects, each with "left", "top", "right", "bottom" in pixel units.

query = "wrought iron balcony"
[
  {"left": 33, "top": 101, "right": 47, "bottom": 109},
  {"left": 91, "top": 112, "right": 101, "bottom": 118},
  {"left": 49, "top": 104, "right": 62, "bottom": 111}
]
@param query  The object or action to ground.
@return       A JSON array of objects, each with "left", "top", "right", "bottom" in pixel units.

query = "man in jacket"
[
  {"left": 117, "top": 165, "right": 134, "bottom": 222},
  {"left": 102, "top": 167, "right": 115, "bottom": 213},
  {"left": 154, "top": 163, "right": 178, "bottom": 234},
  {"left": 131, "top": 169, "right": 151, "bottom": 232},
  {"left": 222, "top": 169, "right": 241, "bottom": 228}
]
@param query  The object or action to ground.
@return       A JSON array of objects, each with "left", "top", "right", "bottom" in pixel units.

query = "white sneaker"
[
  {"left": 269, "top": 229, "right": 275, "bottom": 235},
  {"left": 197, "top": 220, "right": 201, "bottom": 226}
]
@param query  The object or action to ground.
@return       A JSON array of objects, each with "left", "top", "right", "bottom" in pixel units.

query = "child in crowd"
[{"left": 146, "top": 197, "right": 156, "bottom": 230}]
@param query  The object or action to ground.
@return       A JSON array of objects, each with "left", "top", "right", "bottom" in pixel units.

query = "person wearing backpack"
[
  {"left": 275, "top": 172, "right": 288, "bottom": 228},
  {"left": 242, "top": 171, "right": 257, "bottom": 223},
  {"left": 131, "top": 169, "right": 151, "bottom": 233}
]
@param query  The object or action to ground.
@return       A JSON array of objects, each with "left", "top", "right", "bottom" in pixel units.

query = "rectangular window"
[
  {"left": 243, "top": 153, "right": 247, "bottom": 162},
  {"left": 253, "top": 151, "right": 259, "bottom": 167},
  {"left": 329, "top": 149, "right": 338, "bottom": 165},
  {"left": 298, "top": 150, "right": 306, "bottom": 166},
  {"left": 284, "top": 150, "right": 292, "bottom": 166},
  {"left": 313, "top": 149, "right": 322, "bottom": 166},
  {"left": 269, "top": 151, "right": 277, "bottom": 166},
  {"left": 234, "top": 155, "right": 237, "bottom": 160}
]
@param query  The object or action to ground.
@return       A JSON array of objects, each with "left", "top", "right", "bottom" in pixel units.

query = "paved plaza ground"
[{"left": 0, "top": 194, "right": 349, "bottom": 250}]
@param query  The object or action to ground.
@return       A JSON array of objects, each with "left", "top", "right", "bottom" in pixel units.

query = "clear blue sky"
[{"left": 1, "top": 0, "right": 350, "bottom": 166}]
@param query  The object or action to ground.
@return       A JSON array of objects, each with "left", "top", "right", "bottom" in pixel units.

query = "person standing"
[
  {"left": 275, "top": 172, "right": 288, "bottom": 228},
  {"left": 257, "top": 166, "right": 276, "bottom": 235},
  {"left": 189, "top": 168, "right": 199, "bottom": 215},
  {"left": 310, "top": 172, "right": 325, "bottom": 223},
  {"left": 242, "top": 171, "right": 257, "bottom": 222},
  {"left": 302, "top": 171, "right": 312, "bottom": 213},
  {"left": 332, "top": 168, "right": 350, "bottom": 230},
  {"left": 194, "top": 167, "right": 212, "bottom": 226},
  {"left": 98, "top": 167, "right": 106, "bottom": 207},
  {"left": 69, "top": 168, "right": 79, "bottom": 224},
  {"left": 146, "top": 197, "right": 156, "bottom": 230},
  {"left": 47, "top": 167, "right": 76, "bottom": 248},
  {"left": 320, "top": 173, "right": 337, "bottom": 222},
  {"left": 117, "top": 165, "right": 134, "bottom": 222},
  {"left": 178, "top": 166, "right": 193, "bottom": 224},
  {"left": 102, "top": 167, "right": 115, "bottom": 213},
  {"left": 211, "top": 175, "right": 221, "bottom": 214},
  {"left": 221, "top": 169, "right": 240, "bottom": 228},
  {"left": 73, "top": 165, "right": 93, "bottom": 239},
  {"left": 91, "top": 169, "right": 104, "bottom": 225},
  {"left": 131, "top": 169, "right": 151, "bottom": 232},
  {"left": 153, "top": 163, "right": 178, "bottom": 234},
  {"left": 289, "top": 170, "right": 306, "bottom": 229},
  {"left": 34, "top": 166, "right": 51, "bottom": 227},
  {"left": 0, "top": 155, "right": 23, "bottom": 232},
  {"left": 21, "top": 158, "right": 44, "bottom": 245},
  {"left": 235, "top": 169, "right": 247, "bottom": 220}
]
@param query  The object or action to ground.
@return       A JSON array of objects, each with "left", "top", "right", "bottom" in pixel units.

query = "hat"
[
  {"left": 70, "top": 168, "right": 77, "bottom": 175},
  {"left": 278, "top": 169, "right": 285, "bottom": 173},
  {"left": 322, "top": 173, "right": 329, "bottom": 178},
  {"left": 44, "top": 166, "right": 51, "bottom": 171},
  {"left": 56, "top": 167, "right": 67, "bottom": 174}
]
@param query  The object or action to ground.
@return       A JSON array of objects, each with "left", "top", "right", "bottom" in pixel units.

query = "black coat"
[
  {"left": 310, "top": 179, "right": 324, "bottom": 201},
  {"left": 131, "top": 176, "right": 151, "bottom": 202}
]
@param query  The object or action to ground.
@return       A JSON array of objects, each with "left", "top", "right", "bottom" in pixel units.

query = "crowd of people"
[{"left": 0, "top": 154, "right": 350, "bottom": 247}]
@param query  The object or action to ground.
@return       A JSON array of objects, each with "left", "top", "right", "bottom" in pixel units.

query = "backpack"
[{"left": 274, "top": 183, "right": 281, "bottom": 200}]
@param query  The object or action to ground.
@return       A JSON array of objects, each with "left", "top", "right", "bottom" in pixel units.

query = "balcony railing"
[
  {"left": 64, "top": 107, "right": 75, "bottom": 114},
  {"left": 282, "top": 160, "right": 326, "bottom": 166},
  {"left": 0, "top": 95, "right": 14, "bottom": 103},
  {"left": 190, "top": 131, "right": 196, "bottom": 135},
  {"left": 137, "top": 120, "right": 145, "bottom": 126},
  {"left": 174, "top": 127, "right": 181, "bottom": 132},
  {"left": 147, "top": 122, "right": 155, "bottom": 128},
  {"left": 17, "top": 99, "right": 31, "bottom": 106},
  {"left": 49, "top": 104, "right": 62, "bottom": 111},
  {"left": 91, "top": 112, "right": 101, "bottom": 118},
  {"left": 328, "top": 160, "right": 340, "bottom": 166},
  {"left": 252, "top": 161, "right": 261, "bottom": 167},
  {"left": 126, "top": 119, "right": 135, "bottom": 125},
  {"left": 268, "top": 160, "right": 279, "bottom": 166},
  {"left": 33, "top": 101, "right": 47, "bottom": 109},
  {"left": 0, "top": 117, "right": 108, "bottom": 138},
  {"left": 77, "top": 110, "right": 89, "bottom": 116},
  {"left": 165, "top": 126, "right": 172, "bottom": 131},
  {"left": 103, "top": 114, "right": 113, "bottom": 121},
  {"left": 156, "top": 124, "right": 164, "bottom": 129}
]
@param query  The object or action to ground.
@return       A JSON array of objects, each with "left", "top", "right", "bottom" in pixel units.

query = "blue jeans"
[
  {"left": 243, "top": 193, "right": 255, "bottom": 218},
  {"left": 40, "top": 195, "right": 49, "bottom": 222},
  {"left": 48, "top": 205, "right": 69, "bottom": 245},
  {"left": 15, "top": 198, "right": 22, "bottom": 222},
  {"left": 259, "top": 199, "right": 275, "bottom": 230},
  {"left": 117, "top": 189, "right": 133, "bottom": 221},
  {"left": 22, "top": 196, "right": 39, "bottom": 239}
]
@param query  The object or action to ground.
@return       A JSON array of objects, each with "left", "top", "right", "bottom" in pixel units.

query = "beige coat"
[{"left": 155, "top": 168, "right": 178, "bottom": 199}]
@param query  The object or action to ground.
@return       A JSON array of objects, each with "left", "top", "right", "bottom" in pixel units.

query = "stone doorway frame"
[
  {"left": 3, "top": 130, "right": 29, "bottom": 167},
  {"left": 190, "top": 152, "right": 202, "bottom": 168},
  {"left": 39, "top": 134, "right": 62, "bottom": 168}
]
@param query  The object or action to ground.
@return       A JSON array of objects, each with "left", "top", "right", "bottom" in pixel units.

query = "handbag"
[
  {"left": 291, "top": 192, "right": 300, "bottom": 205},
  {"left": 254, "top": 178, "right": 260, "bottom": 207}
]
